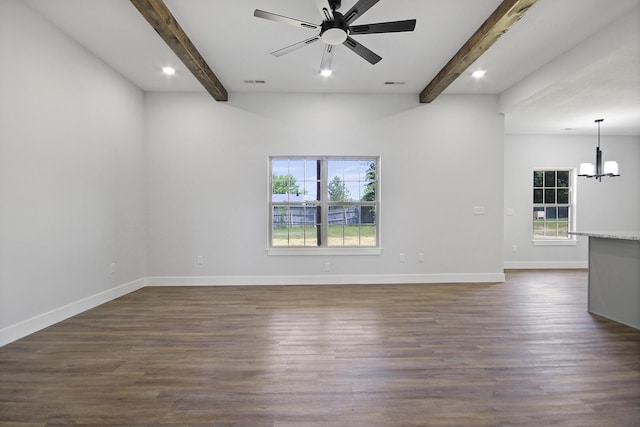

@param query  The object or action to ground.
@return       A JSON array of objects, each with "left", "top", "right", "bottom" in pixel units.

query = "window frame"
[
  {"left": 268, "top": 156, "right": 381, "bottom": 256},
  {"left": 531, "top": 168, "right": 577, "bottom": 246}
]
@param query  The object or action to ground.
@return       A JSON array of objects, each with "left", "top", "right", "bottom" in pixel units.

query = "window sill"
[
  {"left": 267, "top": 247, "right": 382, "bottom": 256},
  {"left": 532, "top": 239, "right": 577, "bottom": 246}
]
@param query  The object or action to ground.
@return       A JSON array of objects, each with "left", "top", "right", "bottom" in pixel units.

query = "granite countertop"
[{"left": 568, "top": 231, "right": 640, "bottom": 241}]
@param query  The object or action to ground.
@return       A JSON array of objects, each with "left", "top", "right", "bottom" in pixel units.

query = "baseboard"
[
  {"left": 504, "top": 261, "right": 588, "bottom": 269},
  {"left": 0, "top": 278, "right": 146, "bottom": 347},
  {"left": 145, "top": 272, "right": 506, "bottom": 286}
]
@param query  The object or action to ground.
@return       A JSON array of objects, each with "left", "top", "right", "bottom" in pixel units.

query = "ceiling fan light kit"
[
  {"left": 320, "top": 10, "right": 349, "bottom": 45},
  {"left": 254, "top": 0, "right": 417, "bottom": 74}
]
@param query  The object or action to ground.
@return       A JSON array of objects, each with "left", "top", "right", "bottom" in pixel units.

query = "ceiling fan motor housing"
[
  {"left": 320, "top": 12, "right": 349, "bottom": 45},
  {"left": 329, "top": 0, "right": 342, "bottom": 11}
]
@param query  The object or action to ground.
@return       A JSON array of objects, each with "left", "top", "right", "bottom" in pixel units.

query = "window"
[
  {"left": 532, "top": 169, "right": 573, "bottom": 240},
  {"left": 270, "top": 157, "right": 378, "bottom": 250}
]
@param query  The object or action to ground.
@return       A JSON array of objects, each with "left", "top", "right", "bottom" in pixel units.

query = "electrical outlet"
[
  {"left": 512, "top": 245, "right": 519, "bottom": 252},
  {"left": 196, "top": 256, "right": 203, "bottom": 265},
  {"left": 418, "top": 253, "right": 425, "bottom": 262},
  {"left": 323, "top": 262, "right": 331, "bottom": 272},
  {"left": 110, "top": 262, "right": 116, "bottom": 274},
  {"left": 399, "top": 253, "right": 406, "bottom": 263},
  {"left": 473, "top": 206, "right": 485, "bottom": 215}
]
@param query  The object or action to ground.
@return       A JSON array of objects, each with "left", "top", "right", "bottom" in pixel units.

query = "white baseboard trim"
[
  {"left": 0, "top": 278, "right": 146, "bottom": 347},
  {"left": 145, "top": 273, "right": 506, "bottom": 287},
  {"left": 504, "top": 261, "right": 588, "bottom": 269}
]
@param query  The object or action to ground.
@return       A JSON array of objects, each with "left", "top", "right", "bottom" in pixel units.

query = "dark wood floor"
[{"left": 1, "top": 270, "right": 640, "bottom": 426}]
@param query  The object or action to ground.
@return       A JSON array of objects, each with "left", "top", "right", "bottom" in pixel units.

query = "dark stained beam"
[
  {"left": 419, "top": 0, "right": 537, "bottom": 103},
  {"left": 130, "top": 0, "right": 228, "bottom": 101}
]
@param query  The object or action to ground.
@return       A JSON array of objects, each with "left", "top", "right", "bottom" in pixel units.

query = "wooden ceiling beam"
[
  {"left": 130, "top": 0, "right": 228, "bottom": 101},
  {"left": 419, "top": 0, "right": 537, "bottom": 104}
]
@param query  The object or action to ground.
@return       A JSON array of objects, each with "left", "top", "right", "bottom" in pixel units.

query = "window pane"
[
  {"left": 328, "top": 159, "right": 376, "bottom": 202},
  {"left": 300, "top": 181, "right": 319, "bottom": 201},
  {"left": 272, "top": 206, "right": 319, "bottom": 247},
  {"left": 287, "top": 159, "right": 306, "bottom": 183},
  {"left": 272, "top": 160, "right": 302, "bottom": 202},
  {"left": 327, "top": 205, "right": 376, "bottom": 247},
  {"left": 544, "top": 189, "right": 556, "bottom": 204},
  {"left": 328, "top": 206, "right": 347, "bottom": 246},
  {"left": 272, "top": 175, "right": 288, "bottom": 202},
  {"left": 271, "top": 159, "right": 289, "bottom": 176},
  {"left": 533, "top": 189, "right": 543, "bottom": 204},
  {"left": 533, "top": 207, "right": 545, "bottom": 220},
  {"left": 546, "top": 207, "right": 558, "bottom": 219},
  {"left": 557, "top": 223, "right": 568, "bottom": 239},
  {"left": 558, "top": 206, "right": 569, "bottom": 220},
  {"left": 328, "top": 206, "right": 351, "bottom": 224},
  {"left": 361, "top": 161, "right": 376, "bottom": 202},
  {"left": 328, "top": 175, "right": 352, "bottom": 202},
  {"left": 533, "top": 171, "right": 543, "bottom": 187},
  {"left": 360, "top": 206, "right": 376, "bottom": 246},
  {"left": 557, "top": 188, "right": 569, "bottom": 204},
  {"left": 544, "top": 223, "right": 558, "bottom": 238},
  {"left": 304, "top": 160, "right": 320, "bottom": 181},
  {"left": 287, "top": 226, "right": 305, "bottom": 247},
  {"left": 557, "top": 207, "right": 569, "bottom": 239},
  {"left": 328, "top": 160, "right": 356, "bottom": 202},
  {"left": 304, "top": 223, "right": 318, "bottom": 246},
  {"left": 361, "top": 206, "right": 376, "bottom": 225},
  {"left": 301, "top": 160, "right": 320, "bottom": 201},
  {"left": 359, "top": 224, "right": 376, "bottom": 246},
  {"left": 544, "top": 171, "right": 555, "bottom": 187},
  {"left": 557, "top": 171, "right": 569, "bottom": 187},
  {"left": 272, "top": 206, "right": 290, "bottom": 246},
  {"left": 533, "top": 207, "right": 545, "bottom": 238},
  {"left": 327, "top": 206, "right": 347, "bottom": 246}
]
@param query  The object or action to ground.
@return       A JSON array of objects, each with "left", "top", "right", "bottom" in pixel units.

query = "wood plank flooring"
[{"left": 1, "top": 270, "right": 640, "bottom": 426}]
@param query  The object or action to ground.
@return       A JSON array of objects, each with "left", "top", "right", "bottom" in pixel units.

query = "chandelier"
[{"left": 578, "top": 119, "right": 619, "bottom": 181}]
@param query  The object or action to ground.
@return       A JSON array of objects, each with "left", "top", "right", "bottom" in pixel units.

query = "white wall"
[
  {"left": 504, "top": 134, "right": 640, "bottom": 268},
  {"left": 0, "top": 0, "right": 146, "bottom": 344},
  {"left": 145, "top": 92, "right": 505, "bottom": 284}
]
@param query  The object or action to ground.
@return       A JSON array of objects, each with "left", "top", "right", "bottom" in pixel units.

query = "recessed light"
[
  {"left": 472, "top": 70, "right": 486, "bottom": 78},
  {"left": 162, "top": 66, "right": 176, "bottom": 76}
]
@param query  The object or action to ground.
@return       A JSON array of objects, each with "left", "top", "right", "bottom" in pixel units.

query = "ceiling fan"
[{"left": 254, "top": 0, "right": 417, "bottom": 73}]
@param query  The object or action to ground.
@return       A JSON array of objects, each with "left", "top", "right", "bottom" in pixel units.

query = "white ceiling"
[{"left": 25, "top": 0, "right": 640, "bottom": 135}]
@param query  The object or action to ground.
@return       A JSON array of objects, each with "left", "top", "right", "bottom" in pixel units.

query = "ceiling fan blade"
[
  {"left": 350, "top": 19, "right": 417, "bottom": 35},
  {"left": 270, "top": 36, "right": 321, "bottom": 57},
  {"left": 342, "top": 0, "right": 379, "bottom": 25},
  {"left": 320, "top": 44, "right": 335, "bottom": 72},
  {"left": 315, "top": 0, "right": 334, "bottom": 21},
  {"left": 254, "top": 10, "right": 319, "bottom": 30},
  {"left": 343, "top": 37, "right": 381, "bottom": 65}
]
